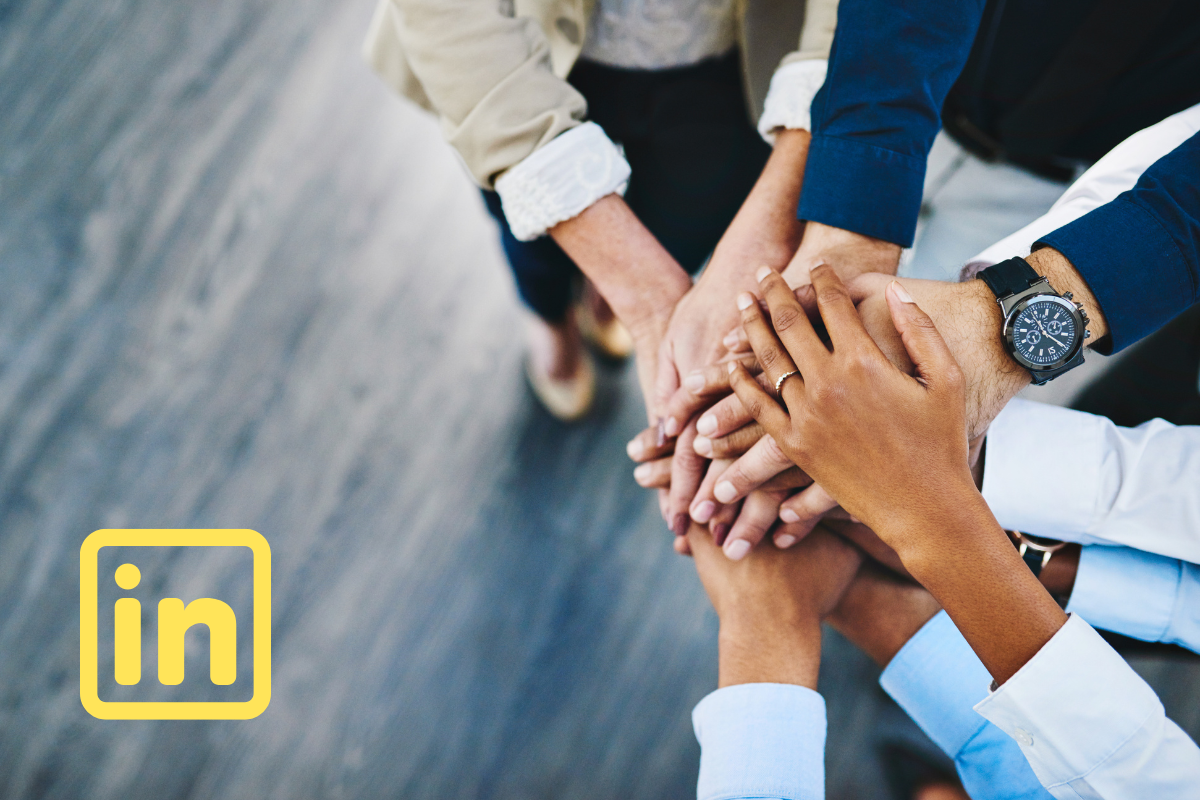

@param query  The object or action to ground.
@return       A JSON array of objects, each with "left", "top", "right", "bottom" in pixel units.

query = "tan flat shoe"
[
  {"left": 576, "top": 298, "right": 634, "bottom": 360},
  {"left": 525, "top": 348, "right": 597, "bottom": 422}
]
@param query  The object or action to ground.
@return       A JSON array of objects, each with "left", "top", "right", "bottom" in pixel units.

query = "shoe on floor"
[
  {"left": 576, "top": 296, "right": 634, "bottom": 361},
  {"left": 525, "top": 348, "right": 596, "bottom": 422}
]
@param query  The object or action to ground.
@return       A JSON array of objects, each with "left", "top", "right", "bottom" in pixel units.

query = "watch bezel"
[{"left": 1001, "top": 294, "right": 1085, "bottom": 373}]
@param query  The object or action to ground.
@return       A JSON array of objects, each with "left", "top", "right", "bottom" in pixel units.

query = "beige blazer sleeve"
[{"left": 365, "top": 0, "right": 587, "bottom": 189}]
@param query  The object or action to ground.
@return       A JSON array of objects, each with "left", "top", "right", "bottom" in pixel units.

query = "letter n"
[{"left": 157, "top": 598, "right": 237, "bottom": 685}]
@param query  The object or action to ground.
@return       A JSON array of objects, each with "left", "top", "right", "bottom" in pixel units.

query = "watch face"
[{"left": 1009, "top": 297, "right": 1080, "bottom": 367}]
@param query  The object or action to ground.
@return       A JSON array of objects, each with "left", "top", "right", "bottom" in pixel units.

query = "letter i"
[{"left": 114, "top": 563, "right": 142, "bottom": 685}]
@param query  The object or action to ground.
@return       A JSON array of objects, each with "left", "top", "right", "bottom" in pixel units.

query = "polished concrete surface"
[{"left": 0, "top": 1, "right": 1196, "bottom": 798}]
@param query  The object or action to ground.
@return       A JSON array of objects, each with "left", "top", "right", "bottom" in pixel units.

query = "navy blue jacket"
[{"left": 798, "top": 0, "right": 1200, "bottom": 352}]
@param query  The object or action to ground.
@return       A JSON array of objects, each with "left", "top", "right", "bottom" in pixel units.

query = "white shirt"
[
  {"left": 495, "top": 24, "right": 830, "bottom": 240},
  {"left": 581, "top": 0, "right": 737, "bottom": 70},
  {"left": 694, "top": 613, "right": 1200, "bottom": 800},
  {"left": 975, "top": 614, "right": 1200, "bottom": 799},
  {"left": 983, "top": 398, "right": 1200, "bottom": 563},
  {"left": 969, "top": 102, "right": 1200, "bottom": 268}
]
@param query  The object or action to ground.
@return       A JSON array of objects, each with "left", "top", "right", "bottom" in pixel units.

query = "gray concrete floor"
[{"left": 0, "top": 2, "right": 1195, "bottom": 799}]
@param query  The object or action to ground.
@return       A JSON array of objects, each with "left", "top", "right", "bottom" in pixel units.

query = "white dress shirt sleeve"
[
  {"left": 982, "top": 398, "right": 1200, "bottom": 563},
  {"left": 757, "top": 59, "right": 828, "bottom": 143},
  {"left": 974, "top": 614, "right": 1200, "bottom": 800},
  {"left": 691, "top": 682, "right": 826, "bottom": 800},
  {"left": 1068, "top": 545, "right": 1200, "bottom": 654},
  {"left": 880, "top": 611, "right": 1052, "bottom": 800},
  {"left": 968, "top": 102, "right": 1200, "bottom": 266},
  {"left": 493, "top": 121, "right": 631, "bottom": 241}
]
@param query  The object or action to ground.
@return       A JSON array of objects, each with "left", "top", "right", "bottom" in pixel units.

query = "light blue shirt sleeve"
[
  {"left": 691, "top": 682, "right": 826, "bottom": 800},
  {"left": 880, "top": 611, "right": 1052, "bottom": 800},
  {"left": 1068, "top": 545, "right": 1200, "bottom": 654}
]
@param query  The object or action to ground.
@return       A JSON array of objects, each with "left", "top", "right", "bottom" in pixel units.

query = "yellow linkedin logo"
[{"left": 80, "top": 529, "right": 271, "bottom": 720}]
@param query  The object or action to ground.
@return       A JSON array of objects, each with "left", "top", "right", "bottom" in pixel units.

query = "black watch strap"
[
  {"left": 978, "top": 257, "right": 1041, "bottom": 299},
  {"left": 1020, "top": 544, "right": 1048, "bottom": 577}
]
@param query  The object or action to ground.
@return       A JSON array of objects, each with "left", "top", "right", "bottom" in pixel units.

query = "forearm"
[
  {"left": 710, "top": 128, "right": 811, "bottom": 279},
  {"left": 549, "top": 194, "right": 692, "bottom": 340},
  {"left": 890, "top": 491, "right": 1068, "bottom": 685}
]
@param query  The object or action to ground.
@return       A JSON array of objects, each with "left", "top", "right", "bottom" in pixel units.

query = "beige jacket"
[{"left": 363, "top": 0, "right": 838, "bottom": 189}]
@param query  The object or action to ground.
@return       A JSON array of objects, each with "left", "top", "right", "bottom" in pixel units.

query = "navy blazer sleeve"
[
  {"left": 797, "top": 0, "right": 987, "bottom": 247},
  {"left": 1036, "top": 132, "right": 1200, "bottom": 353}
]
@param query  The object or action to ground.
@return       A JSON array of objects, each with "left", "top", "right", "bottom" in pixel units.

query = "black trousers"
[{"left": 482, "top": 50, "right": 770, "bottom": 323}]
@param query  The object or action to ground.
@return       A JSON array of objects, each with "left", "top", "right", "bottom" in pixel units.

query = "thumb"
[{"left": 885, "top": 281, "right": 958, "bottom": 390}]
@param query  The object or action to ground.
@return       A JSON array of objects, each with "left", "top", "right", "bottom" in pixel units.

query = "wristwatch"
[
  {"left": 978, "top": 257, "right": 1091, "bottom": 384},
  {"left": 1008, "top": 530, "right": 1066, "bottom": 578}
]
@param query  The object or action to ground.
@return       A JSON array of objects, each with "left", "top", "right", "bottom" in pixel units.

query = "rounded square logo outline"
[{"left": 80, "top": 529, "right": 271, "bottom": 720}]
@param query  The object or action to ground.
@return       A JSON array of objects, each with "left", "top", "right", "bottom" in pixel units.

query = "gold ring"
[{"left": 774, "top": 370, "right": 800, "bottom": 394}]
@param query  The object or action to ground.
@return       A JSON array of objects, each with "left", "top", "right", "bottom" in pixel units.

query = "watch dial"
[{"left": 1011, "top": 299, "right": 1079, "bottom": 366}]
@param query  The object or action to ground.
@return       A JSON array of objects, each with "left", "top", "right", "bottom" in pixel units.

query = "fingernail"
[
  {"left": 724, "top": 538, "right": 751, "bottom": 561},
  {"left": 684, "top": 371, "right": 706, "bottom": 392},
  {"left": 755, "top": 266, "right": 773, "bottom": 282},
  {"left": 693, "top": 436, "right": 712, "bottom": 456},
  {"left": 664, "top": 416, "right": 679, "bottom": 437},
  {"left": 697, "top": 414, "right": 717, "bottom": 435},
  {"left": 656, "top": 418, "right": 666, "bottom": 447},
  {"left": 779, "top": 508, "right": 800, "bottom": 523},
  {"left": 712, "top": 523, "right": 730, "bottom": 546},
  {"left": 714, "top": 481, "right": 737, "bottom": 504},
  {"left": 671, "top": 514, "right": 689, "bottom": 537},
  {"left": 633, "top": 464, "right": 652, "bottom": 485},
  {"left": 722, "top": 331, "right": 740, "bottom": 349},
  {"left": 736, "top": 292, "right": 754, "bottom": 310},
  {"left": 727, "top": 362, "right": 737, "bottom": 375},
  {"left": 691, "top": 500, "right": 715, "bottom": 523},
  {"left": 775, "top": 534, "right": 797, "bottom": 549},
  {"left": 890, "top": 281, "right": 915, "bottom": 304},
  {"left": 626, "top": 438, "right": 644, "bottom": 459}
]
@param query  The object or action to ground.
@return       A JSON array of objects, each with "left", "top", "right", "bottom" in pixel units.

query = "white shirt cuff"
[
  {"left": 973, "top": 614, "right": 1189, "bottom": 794},
  {"left": 879, "top": 611, "right": 993, "bottom": 756},
  {"left": 692, "top": 683, "right": 826, "bottom": 800},
  {"left": 757, "top": 60, "right": 827, "bottom": 144},
  {"left": 493, "top": 121, "right": 631, "bottom": 241},
  {"left": 1067, "top": 545, "right": 1180, "bottom": 644},
  {"left": 982, "top": 399, "right": 1108, "bottom": 541}
]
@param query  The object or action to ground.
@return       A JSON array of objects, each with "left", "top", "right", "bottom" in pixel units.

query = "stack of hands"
[{"left": 635, "top": 261, "right": 1068, "bottom": 690}]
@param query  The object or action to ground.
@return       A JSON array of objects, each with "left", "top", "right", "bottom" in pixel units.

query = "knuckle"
[
  {"left": 758, "top": 346, "right": 782, "bottom": 371},
  {"left": 817, "top": 285, "right": 849, "bottom": 307},
  {"left": 761, "top": 434, "right": 790, "bottom": 466},
  {"left": 772, "top": 305, "right": 802, "bottom": 332}
]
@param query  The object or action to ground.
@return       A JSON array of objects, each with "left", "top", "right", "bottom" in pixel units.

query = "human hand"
[
  {"left": 846, "top": 272, "right": 1028, "bottom": 440},
  {"left": 727, "top": 265, "right": 977, "bottom": 550},
  {"left": 652, "top": 132, "right": 810, "bottom": 532},
  {"left": 780, "top": 221, "right": 901, "bottom": 287},
  {"left": 687, "top": 521, "right": 862, "bottom": 688}
]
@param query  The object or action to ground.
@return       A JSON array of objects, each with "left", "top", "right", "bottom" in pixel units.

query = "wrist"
[
  {"left": 782, "top": 222, "right": 902, "bottom": 286},
  {"left": 549, "top": 195, "right": 692, "bottom": 341},
  {"left": 718, "top": 619, "right": 821, "bottom": 689},
  {"left": 1027, "top": 246, "right": 1109, "bottom": 344}
]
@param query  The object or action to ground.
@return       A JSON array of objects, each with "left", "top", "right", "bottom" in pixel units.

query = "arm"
[
  {"left": 729, "top": 268, "right": 1200, "bottom": 794},
  {"left": 983, "top": 399, "right": 1200, "bottom": 562},
  {"left": 1065, "top": 545, "right": 1200, "bottom": 655},
  {"left": 686, "top": 523, "right": 862, "bottom": 800},
  {"left": 1036, "top": 132, "right": 1200, "bottom": 353},
  {"left": 797, "top": 0, "right": 988, "bottom": 248}
]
